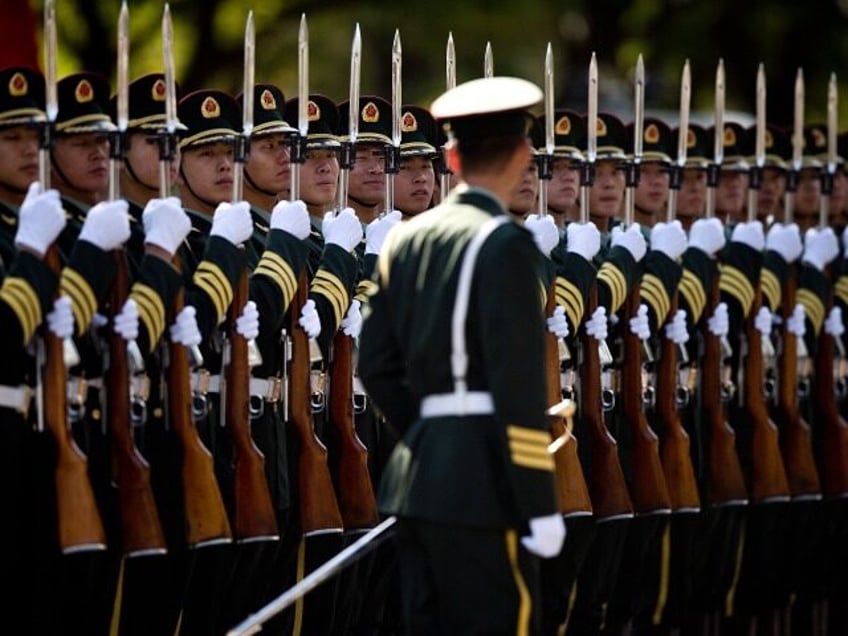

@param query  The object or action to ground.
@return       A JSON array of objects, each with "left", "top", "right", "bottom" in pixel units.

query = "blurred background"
[{"left": 2, "top": 0, "right": 847, "bottom": 130}]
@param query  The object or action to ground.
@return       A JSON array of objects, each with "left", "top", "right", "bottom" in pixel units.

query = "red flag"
[{"left": 0, "top": 0, "right": 39, "bottom": 69}]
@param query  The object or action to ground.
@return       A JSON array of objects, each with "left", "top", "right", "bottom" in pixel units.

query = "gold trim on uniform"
[
  {"left": 192, "top": 261, "right": 233, "bottom": 324},
  {"left": 555, "top": 276, "right": 583, "bottom": 332},
  {"left": 718, "top": 265, "right": 754, "bottom": 315},
  {"left": 355, "top": 278, "right": 377, "bottom": 304},
  {"left": 0, "top": 277, "right": 40, "bottom": 343},
  {"left": 796, "top": 288, "right": 824, "bottom": 336},
  {"left": 834, "top": 276, "right": 848, "bottom": 307},
  {"left": 60, "top": 267, "right": 98, "bottom": 335},
  {"left": 505, "top": 530, "right": 532, "bottom": 636},
  {"left": 679, "top": 269, "right": 706, "bottom": 323},
  {"left": 254, "top": 251, "right": 297, "bottom": 306},
  {"left": 597, "top": 262, "right": 626, "bottom": 313},
  {"left": 640, "top": 274, "right": 670, "bottom": 325},
  {"left": 311, "top": 269, "right": 349, "bottom": 326},
  {"left": 759, "top": 268, "right": 781, "bottom": 312},
  {"left": 507, "top": 425, "right": 555, "bottom": 471},
  {"left": 130, "top": 282, "right": 165, "bottom": 350}
]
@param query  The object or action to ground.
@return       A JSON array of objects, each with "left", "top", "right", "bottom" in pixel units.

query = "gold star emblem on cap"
[
  {"left": 308, "top": 100, "right": 320, "bottom": 121},
  {"left": 152, "top": 79, "right": 166, "bottom": 102},
  {"left": 260, "top": 89, "right": 276, "bottom": 110},
  {"left": 362, "top": 101, "right": 380, "bottom": 123},
  {"left": 555, "top": 116, "right": 571, "bottom": 135},
  {"left": 75, "top": 79, "right": 94, "bottom": 103},
  {"left": 723, "top": 126, "right": 736, "bottom": 146},
  {"left": 201, "top": 96, "right": 220, "bottom": 119},
  {"left": 401, "top": 111, "right": 418, "bottom": 132},
  {"left": 8, "top": 72, "right": 28, "bottom": 97},
  {"left": 644, "top": 123, "right": 660, "bottom": 144}
]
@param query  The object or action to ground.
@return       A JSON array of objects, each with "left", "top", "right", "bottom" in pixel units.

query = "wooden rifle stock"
[
  {"left": 166, "top": 283, "right": 232, "bottom": 547},
  {"left": 328, "top": 330, "right": 379, "bottom": 529},
  {"left": 775, "top": 265, "right": 821, "bottom": 498},
  {"left": 106, "top": 249, "right": 167, "bottom": 555},
  {"left": 700, "top": 275, "right": 748, "bottom": 505},
  {"left": 655, "top": 295, "right": 701, "bottom": 511},
  {"left": 578, "top": 284, "right": 633, "bottom": 520},
  {"left": 620, "top": 283, "right": 671, "bottom": 513},
  {"left": 225, "top": 267, "right": 278, "bottom": 541},
  {"left": 42, "top": 246, "right": 107, "bottom": 554},
  {"left": 288, "top": 269, "right": 343, "bottom": 534},
  {"left": 544, "top": 284, "right": 591, "bottom": 516},
  {"left": 742, "top": 285, "right": 790, "bottom": 502}
]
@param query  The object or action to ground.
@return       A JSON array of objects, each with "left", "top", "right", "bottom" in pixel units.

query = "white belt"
[
  {"left": 0, "top": 384, "right": 33, "bottom": 414},
  {"left": 420, "top": 391, "right": 494, "bottom": 418},
  {"left": 191, "top": 372, "right": 283, "bottom": 403}
]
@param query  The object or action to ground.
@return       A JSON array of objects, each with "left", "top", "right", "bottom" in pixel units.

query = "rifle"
[
  {"left": 105, "top": 250, "right": 167, "bottom": 556},
  {"left": 328, "top": 331, "right": 380, "bottom": 529},
  {"left": 288, "top": 270, "right": 344, "bottom": 534}
]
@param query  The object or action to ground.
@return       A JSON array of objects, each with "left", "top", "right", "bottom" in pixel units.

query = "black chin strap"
[
  {"left": 244, "top": 167, "right": 277, "bottom": 198},
  {"left": 179, "top": 164, "right": 218, "bottom": 211},
  {"left": 124, "top": 154, "right": 159, "bottom": 193},
  {"left": 50, "top": 150, "right": 82, "bottom": 195}
]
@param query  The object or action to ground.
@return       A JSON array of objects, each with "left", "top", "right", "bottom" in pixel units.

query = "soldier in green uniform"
[
  {"left": 627, "top": 116, "right": 673, "bottom": 229},
  {"left": 394, "top": 104, "right": 437, "bottom": 221}
]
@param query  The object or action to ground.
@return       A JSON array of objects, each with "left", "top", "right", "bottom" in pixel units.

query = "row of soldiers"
[{"left": 2, "top": 57, "right": 848, "bottom": 636}]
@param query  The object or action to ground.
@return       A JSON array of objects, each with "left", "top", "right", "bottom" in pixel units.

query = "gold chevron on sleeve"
[
  {"left": 193, "top": 261, "right": 233, "bottom": 323},
  {"left": 679, "top": 269, "right": 706, "bottom": 323},
  {"left": 597, "top": 262, "right": 626, "bottom": 313},
  {"left": 310, "top": 268, "right": 348, "bottom": 326},
  {"left": 759, "top": 268, "right": 782, "bottom": 312},
  {"left": 507, "top": 425, "right": 555, "bottom": 471},
  {"left": 354, "top": 278, "right": 377, "bottom": 304},
  {"left": 719, "top": 265, "right": 754, "bottom": 314},
  {"left": 60, "top": 267, "right": 97, "bottom": 335},
  {"left": 835, "top": 276, "right": 848, "bottom": 307},
  {"left": 130, "top": 282, "right": 165, "bottom": 349},
  {"left": 555, "top": 276, "right": 584, "bottom": 332},
  {"left": 640, "top": 274, "right": 670, "bottom": 325},
  {"left": 254, "top": 250, "right": 297, "bottom": 306},
  {"left": 796, "top": 288, "right": 825, "bottom": 336},
  {"left": 0, "top": 277, "right": 40, "bottom": 343}
]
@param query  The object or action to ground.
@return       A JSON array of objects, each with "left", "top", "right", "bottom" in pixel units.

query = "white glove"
[
  {"left": 650, "top": 220, "right": 687, "bottom": 260},
  {"left": 708, "top": 302, "right": 729, "bottom": 337},
  {"left": 113, "top": 298, "right": 139, "bottom": 341},
  {"left": 521, "top": 513, "right": 566, "bottom": 558},
  {"left": 730, "top": 220, "right": 765, "bottom": 252},
  {"left": 323, "top": 207, "right": 363, "bottom": 253},
  {"left": 802, "top": 227, "right": 839, "bottom": 271},
  {"left": 629, "top": 303, "right": 650, "bottom": 340},
  {"left": 610, "top": 224, "right": 647, "bottom": 262},
  {"left": 786, "top": 303, "right": 806, "bottom": 337},
  {"left": 235, "top": 300, "right": 259, "bottom": 340},
  {"left": 210, "top": 201, "right": 253, "bottom": 246},
  {"left": 14, "top": 182, "right": 66, "bottom": 256},
  {"left": 365, "top": 210, "right": 403, "bottom": 256},
  {"left": 270, "top": 199, "right": 311, "bottom": 240},
  {"left": 825, "top": 306, "right": 845, "bottom": 338},
  {"left": 585, "top": 306, "right": 608, "bottom": 341},
  {"left": 169, "top": 305, "right": 202, "bottom": 346},
  {"left": 78, "top": 199, "right": 131, "bottom": 251},
  {"left": 664, "top": 309, "right": 689, "bottom": 344},
  {"left": 546, "top": 305, "right": 569, "bottom": 339},
  {"left": 341, "top": 299, "right": 363, "bottom": 338},
  {"left": 766, "top": 222, "right": 803, "bottom": 263},
  {"left": 298, "top": 299, "right": 321, "bottom": 339},
  {"left": 142, "top": 196, "right": 191, "bottom": 255},
  {"left": 754, "top": 306, "right": 773, "bottom": 337},
  {"left": 524, "top": 213, "right": 559, "bottom": 258},
  {"left": 46, "top": 295, "right": 74, "bottom": 339},
  {"left": 91, "top": 312, "right": 109, "bottom": 329},
  {"left": 688, "top": 217, "right": 726, "bottom": 258},
  {"left": 566, "top": 221, "right": 601, "bottom": 261}
]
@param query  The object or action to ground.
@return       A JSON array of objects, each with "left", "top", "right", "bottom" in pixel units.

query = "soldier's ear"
[{"left": 445, "top": 142, "right": 460, "bottom": 174}]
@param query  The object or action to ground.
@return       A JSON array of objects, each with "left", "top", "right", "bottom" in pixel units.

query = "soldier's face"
[
  {"left": 634, "top": 162, "right": 670, "bottom": 216},
  {"left": 830, "top": 169, "right": 848, "bottom": 222},
  {"left": 676, "top": 168, "right": 707, "bottom": 219},
  {"left": 588, "top": 160, "right": 625, "bottom": 222},
  {"left": 246, "top": 133, "right": 291, "bottom": 196},
  {"left": 348, "top": 143, "right": 386, "bottom": 207},
  {"left": 394, "top": 154, "right": 434, "bottom": 218},
  {"left": 52, "top": 132, "right": 109, "bottom": 196},
  {"left": 179, "top": 141, "right": 234, "bottom": 205},
  {"left": 794, "top": 169, "right": 821, "bottom": 217},
  {"left": 0, "top": 125, "right": 40, "bottom": 195},
  {"left": 507, "top": 157, "right": 539, "bottom": 216},
  {"left": 715, "top": 170, "right": 748, "bottom": 219},
  {"left": 757, "top": 167, "right": 786, "bottom": 218},
  {"left": 300, "top": 148, "right": 339, "bottom": 209},
  {"left": 546, "top": 157, "right": 580, "bottom": 212},
  {"left": 124, "top": 132, "right": 179, "bottom": 191}
]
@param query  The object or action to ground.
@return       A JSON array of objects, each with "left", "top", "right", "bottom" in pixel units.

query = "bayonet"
[
  {"left": 159, "top": 4, "right": 177, "bottom": 198},
  {"left": 109, "top": 1, "right": 129, "bottom": 202},
  {"left": 624, "top": 54, "right": 644, "bottom": 228},
  {"left": 747, "top": 63, "right": 766, "bottom": 223},
  {"left": 786, "top": 68, "right": 804, "bottom": 223},
  {"left": 484, "top": 42, "right": 493, "bottom": 78},
  {"left": 667, "top": 59, "right": 690, "bottom": 222},
  {"left": 706, "top": 59, "right": 725, "bottom": 219},
  {"left": 580, "top": 52, "right": 597, "bottom": 224},
  {"left": 290, "top": 13, "right": 309, "bottom": 202},
  {"left": 439, "top": 32, "right": 456, "bottom": 203},
  {"left": 537, "top": 42, "right": 554, "bottom": 215},
  {"left": 821, "top": 72, "right": 838, "bottom": 228},
  {"left": 338, "top": 24, "right": 361, "bottom": 210},
  {"left": 40, "top": 0, "right": 57, "bottom": 188},
  {"left": 385, "top": 29, "right": 402, "bottom": 213},
  {"left": 232, "top": 10, "right": 254, "bottom": 203}
]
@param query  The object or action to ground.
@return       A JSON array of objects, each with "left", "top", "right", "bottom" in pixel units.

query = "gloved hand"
[
  {"left": 754, "top": 306, "right": 774, "bottom": 337},
  {"left": 610, "top": 223, "right": 647, "bottom": 262},
  {"left": 365, "top": 210, "right": 403, "bottom": 255},
  {"left": 235, "top": 300, "right": 259, "bottom": 340},
  {"left": 210, "top": 201, "right": 253, "bottom": 246},
  {"left": 664, "top": 309, "right": 689, "bottom": 344},
  {"left": 524, "top": 213, "right": 559, "bottom": 258},
  {"left": 786, "top": 303, "right": 806, "bottom": 337},
  {"left": 15, "top": 182, "right": 66, "bottom": 256},
  {"left": 708, "top": 302, "right": 729, "bottom": 337},
  {"left": 585, "top": 306, "right": 608, "bottom": 340},
  {"left": 113, "top": 298, "right": 139, "bottom": 341},
  {"left": 143, "top": 196, "right": 191, "bottom": 255},
  {"left": 650, "top": 220, "right": 687, "bottom": 260},
  {"left": 46, "top": 295, "right": 74, "bottom": 339},
  {"left": 271, "top": 199, "right": 311, "bottom": 240},
  {"left": 566, "top": 221, "right": 601, "bottom": 261},
  {"left": 78, "top": 199, "right": 131, "bottom": 251},
  {"left": 521, "top": 513, "right": 566, "bottom": 558},
  {"left": 730, "top": 220, "right": 765, "bottom": 252},
  {"left": 688, "top": 217, "right": 726, "bottom": 258},
  {"left": 323, "top": 207, "right": 363, "bottom": 253},
  {"left": 298, "top": 299, "right": 321, "bottom": 339},
  {"left": 825, "top": 306, "right": 845, "bottom": 338},
  {"left": 766, "top": 222, "right": 803, "bottom": 263},
  {"left": 546, "top": 305, "right": 569, "bottom": 339},
  {"left": 169, "top": 305, "right": 202, "bottom": 346},
  {"left": 341, "top": 299, "right": 363, "bottom": 338},
  {"left": 802, "top": 227, "right": 839, "bottom": 271},
  {"left": 629, "top": 303, "right": 650, "bottom": 340}
]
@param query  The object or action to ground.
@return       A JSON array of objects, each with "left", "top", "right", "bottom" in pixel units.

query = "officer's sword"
[
  {"left": 337, "top": 24, "right": 361, "bottom": 211},
  {"left": 385, "top": 29, "right": 401, "bottom": 214},
  {"left": 438, "top": 32, "right": 455, "bottom": 203}
]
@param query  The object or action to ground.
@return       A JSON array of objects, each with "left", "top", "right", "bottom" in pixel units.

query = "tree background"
[{"left": 2, "top": 0, "right": 847, "bottom": 130}]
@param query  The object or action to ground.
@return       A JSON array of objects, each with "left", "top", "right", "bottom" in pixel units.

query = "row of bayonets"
[{"left": 41, "top": 1, "right": 840, "bottom": 231}]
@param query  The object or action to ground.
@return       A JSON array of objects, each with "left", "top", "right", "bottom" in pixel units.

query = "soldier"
[
  {"left": 539, "top": 108, "right": 584, "bottom": 229},
  {"left": 712, "top": 122, "right": 750, "bottom": 227},
  {"left": 674, "top": 123, "right": 710, "bottom": 232},
  {"left": 506, "top": 116, "right": 541, "bottom": 220},
  {"left": 750, "top": 123, "right": 791, "bottom": 227},
  {"left": 627, "top": 116, "right": 674, "bottom": 229},
  {"left": 395, "top": 104, "right": 437, "bottom": 220},
  {"left": 359, "top": 74, "right": 564, "bottom": 635}
]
